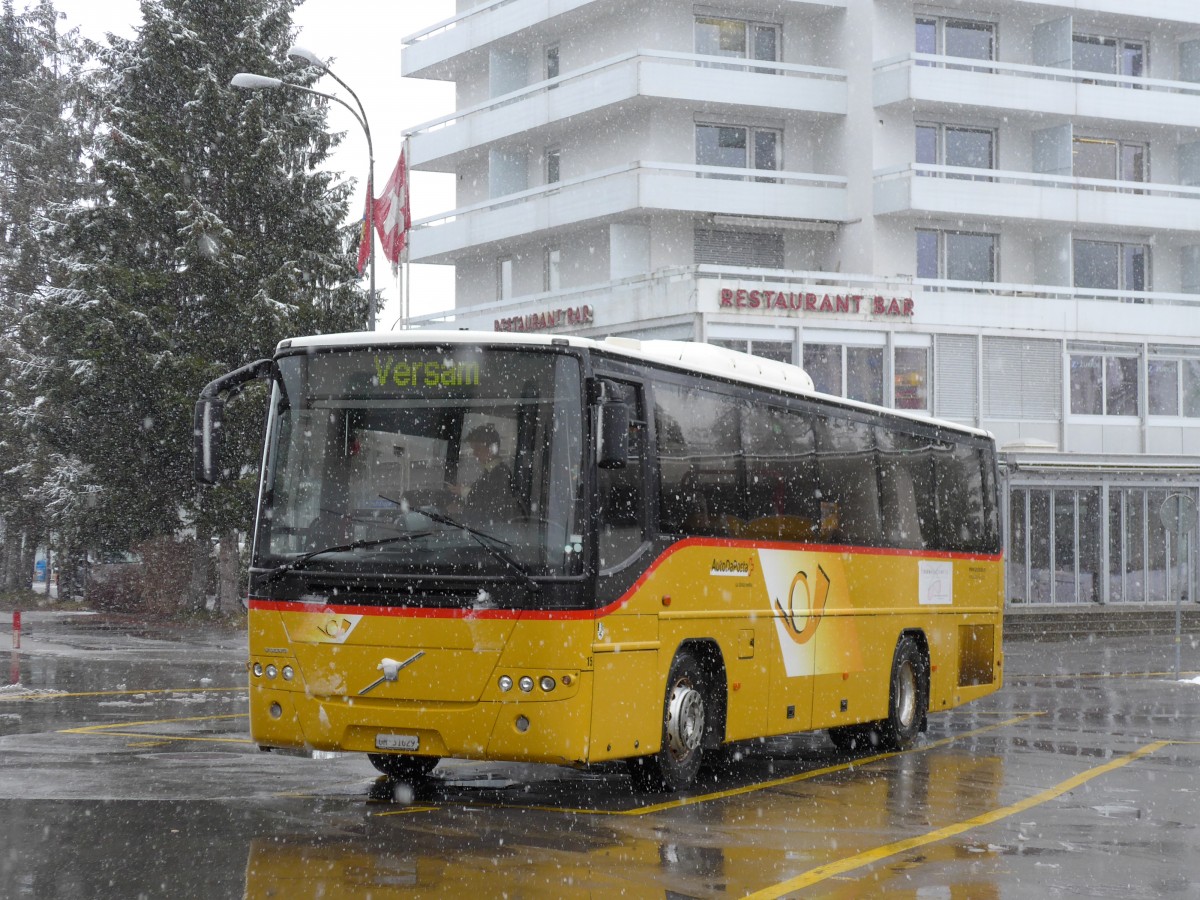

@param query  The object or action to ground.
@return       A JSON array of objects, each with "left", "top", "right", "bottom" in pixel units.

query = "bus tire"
[
  {"left": 879, "top": 635, "right": 928, "bottom": 751},
  {"left": 627, "top": 650, "right": 708, "bottom": 792},
  {"left": 367, "top": 753, "right": 439, "bottom": 780}
]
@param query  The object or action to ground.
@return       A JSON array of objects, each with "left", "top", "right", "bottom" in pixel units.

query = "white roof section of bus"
[{"left": 278, "top": 330, "right": 991, "bottom": 440}]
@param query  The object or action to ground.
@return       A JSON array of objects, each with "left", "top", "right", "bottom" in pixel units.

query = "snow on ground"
[{"left": 0, "top": 684, "right": 67, "bottom": 697}]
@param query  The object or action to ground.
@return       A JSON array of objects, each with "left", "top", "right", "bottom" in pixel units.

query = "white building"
[{"left": 401, "top": 0, "right": 1200, "bottom": 608}]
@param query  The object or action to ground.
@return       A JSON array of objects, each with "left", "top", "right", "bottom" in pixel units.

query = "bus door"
[{"left": 589, "top": 376, "right": 662, "bottom": 761}]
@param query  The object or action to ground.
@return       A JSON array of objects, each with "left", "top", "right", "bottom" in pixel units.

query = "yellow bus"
[{"left": 195, "top": 331, "right": 1003, "bottom": 791}]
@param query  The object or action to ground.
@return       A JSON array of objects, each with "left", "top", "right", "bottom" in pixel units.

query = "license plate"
[{"left": 375, "top": 733, "right": 419, "bottom": 751}]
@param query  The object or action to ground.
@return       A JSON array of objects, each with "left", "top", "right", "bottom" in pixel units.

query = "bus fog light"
[
  {"left": 265, "top": 664, "right": 278, "bottom": 679},
  {"left": 252, "top": 662, "right": 263, "bottom": 677},
  {"left": 269, "top": 702, "right": 282, "bottom": 719},
  {"left": 515, "top": 715, "right": 530, "bottom": 733},
  {"left": 539, "top": 676, "right": 556, "bottom": 692},
  {"left": 498, "top": 675, "right": 513, "bottom": 693},
  {"left": 518, "top": 676, "right": 534, "bottom": 693},
  {"left": 281, "top": 666, "right": 294, "bottom": 681}
]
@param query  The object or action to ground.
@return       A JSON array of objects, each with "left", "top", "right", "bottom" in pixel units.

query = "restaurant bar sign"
[
  {"left": 718, "top": 287, "right": 914, "bottom": 318},
  {"left": 494, "top": 305, "right": 594, "bottom": 332}
]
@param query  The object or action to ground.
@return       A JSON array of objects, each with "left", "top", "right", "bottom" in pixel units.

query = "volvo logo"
[{"left": 357, "top": 652, "right": 425, "bottom": 695}]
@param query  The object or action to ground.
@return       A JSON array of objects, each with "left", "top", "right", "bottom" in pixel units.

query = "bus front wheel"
[
  {"left": 628, "top": 650, "right": 708, "bottom": 792},
  {"left": 368, "top": 753, "right": 440, "bottom": 780}
]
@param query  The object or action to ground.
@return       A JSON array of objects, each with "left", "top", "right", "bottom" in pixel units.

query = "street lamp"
[{"left": 231, "top": 53, "right": 377, "bottom": 331}]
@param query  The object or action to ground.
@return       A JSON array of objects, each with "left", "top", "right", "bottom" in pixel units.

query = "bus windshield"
[{"left": 256, "top": 345, "right": 585, "bottom": 583}]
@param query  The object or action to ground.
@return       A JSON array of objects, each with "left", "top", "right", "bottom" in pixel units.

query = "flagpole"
[{"left": 404, "top": 134, "right": 413, "bottom": 330}]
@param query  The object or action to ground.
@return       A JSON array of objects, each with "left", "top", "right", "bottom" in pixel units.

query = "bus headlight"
[
  {"left": 539, "top": 676, "right": 556, "bottom": 693},
  {"left": 498, "top": 675, "right": 513, "bottom": 693},
  {"left": 252, "top": 662, "right": 263, "bottom": 677},
  {"left": 265, "top": 664, "right": 278, "bottom": 679},
  {"left": 281, "top": 666, "right": 294, "bottom": 682},
  {"left": 518, "top": 676, "right": 534, "bottom": 693}
]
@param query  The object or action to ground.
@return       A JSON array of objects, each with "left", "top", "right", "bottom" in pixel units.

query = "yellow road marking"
[
  {"left": 60, "top": 712, "right": 253, "bottom": 745},
  {"left": 1017, "top": 670, "right": 1199, "bottom": 682},
  {"left": 374, "top": 713, "right": 1044, "bottom": 818},
  {"left": 2, "top": 686, "right": 247, "bottom": 701},
  {"left": 744, "top": 739, "right": 1175, "bottom": 898}
]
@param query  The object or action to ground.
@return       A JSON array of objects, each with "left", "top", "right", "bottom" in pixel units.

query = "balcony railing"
[
  {"left": 877, "top": 163, "right": 1200, "bottom": 201},
  {"left": 876, "top": 53, "right": 1200, "bottom": 95},
  {"left": 875, "top": 163, "right": 1200, "bottom": 232},
  {"left": 413, "top": 161, "right": 847, "bottom": 230},
  {"left": 405, "top": 50, "right": 846, "bottom": 146},
  {"left": 403, "top": 0, "right": 848, "bottom": 48}
]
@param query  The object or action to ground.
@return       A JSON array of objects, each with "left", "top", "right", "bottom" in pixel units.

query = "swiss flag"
[
  {"left": 355, "top": 177, "right": 372, "bottom": 275},
  {"left": 373, "top": 151, "right": 410, "bottom": 267}
]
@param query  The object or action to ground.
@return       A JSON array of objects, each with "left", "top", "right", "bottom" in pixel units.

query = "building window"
[
  {"left": 915, "top": 123, "right": 996, "bottom": 175},
  {"left": 803, "top": 344, "right": 884, "bottom": 405},
  {"left": 543, "top": 247, "right": 560, "bottom": 293},
  {"left": 694, "top": 229, "right": 784, "bottom": 268},
  {"left": 916, "top": 229, "right": 998, "bottom": 282},
  {"left": 1073, "top": 239, "right": 1148, "bottom": 293},
  {"left": 894, "top": 347, "right": 930, "bottom": 411},
  {"left": 545, "top": 148, "right": 560, "bottom": 185},
  {"left": 1073, "top": 34, "right": 1145, "bottom": 80},
  {"left": 710, "top": 339, "right": 794, "bottom": 363},
  {"left": 695, "top": 17, "right": 779, "bottom": 65},
  {"left": 497, "top": 256, "right": 513, "bottom": 301},
  {"left": 545, "top": 45, "right": 560, "bottom": 81},
  {"left": 696, "top": 124, "right": 779, "bottom": 179},
  {"left": 1073, "top": 137, "right": 1147, "bottom": 184},
  {"left": 1148, "top": 350, "right": 1200, "bottom": 417},
  {"left": 915, "top": 16, "right": 996, "bottom": 61},
  {"left": 1069, "top": 346, "right": 1139, "bottom": 416}
]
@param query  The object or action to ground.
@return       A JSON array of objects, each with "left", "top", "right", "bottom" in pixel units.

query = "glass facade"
[{"left": 1010, "top": 484, "right": 1194, "bottom": 605}]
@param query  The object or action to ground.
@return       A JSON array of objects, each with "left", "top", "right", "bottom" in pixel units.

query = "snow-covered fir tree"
[{"left": 27, "top": 0, "right": 366, "bottom": 605}]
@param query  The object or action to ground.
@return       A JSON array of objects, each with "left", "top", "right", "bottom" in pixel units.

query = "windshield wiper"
[
  {"left": 379, "top": 495, "right": 541, "bottom": 593},
  {"left": 259, "top": 534, "right": 425, "bottom": 586}
]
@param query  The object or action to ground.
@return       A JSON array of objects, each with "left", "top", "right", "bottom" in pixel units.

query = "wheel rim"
[
  {"left": 896, "top": 662, "right": 917, "bottom": 729},
  {"left": 665, "top": 683, "right": 705, "bottom": 760}
]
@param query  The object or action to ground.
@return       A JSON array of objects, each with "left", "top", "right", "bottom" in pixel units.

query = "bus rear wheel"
[
  {"left": 879, "top": 635, "right": 928, "bottom": 751},
  {"left": 368, "top": 753, "right": 440, "bottom": 780},
  {"left": 628, "top": 651, "right": 708, "bottom": 792}
]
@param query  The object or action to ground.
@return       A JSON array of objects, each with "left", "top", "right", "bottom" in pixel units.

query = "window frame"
[
  {"left": 1068, "top": 345, "right": 1141, "bottom": 418},
  {"left": 916, "top": 228, "right": 999, "bottom": 283},
  {"left": 1072, "top": 237, "right": 1150, "bottom": 294},
  {"left": 695, "top": 122, "right": 783, "bottom": 179},
  {"left": 915, "top": 15, "right": 997, "bottom": 62},
  {"left": 694, "top": 16, "right": 781, "bottom": 66}
]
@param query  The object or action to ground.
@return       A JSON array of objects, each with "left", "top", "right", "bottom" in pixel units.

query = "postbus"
[{"left": 195, "top": 331, "right": 1003, "bottom": 791}]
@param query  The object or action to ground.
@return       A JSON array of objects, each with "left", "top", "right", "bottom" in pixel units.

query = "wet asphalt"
[{"left": 0, "top": 609, "right": 1197, "bottom": 898}]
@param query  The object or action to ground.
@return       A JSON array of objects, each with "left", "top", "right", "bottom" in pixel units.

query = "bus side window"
[
  {"left": 814, "top": 416, "right": 882, "bottom": 547},
  {"left": 655, "top": 382, "right": 744, "bottom": 537}
]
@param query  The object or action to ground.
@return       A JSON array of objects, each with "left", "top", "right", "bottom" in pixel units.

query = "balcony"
[
  {"left": 402, "top": 0, "right": 847, "bottom": 79},
  {"left": 410, "top": 163, "right": 849, "bottom": 263},
  {"left": 1005, "top": 0, "right": 1200, "bottom": 26},
  {"left": 874, "top": 54, "right": 1200, "bottom": 128},
  {"left": 408, "top": 51, "right": 846, "bottom": 171},
  {"left": 406, "top": 264, "right": 1200, "bottom": 336},
  {"left": 875, "top": 164, "right": 1200, "bottom": 233}
]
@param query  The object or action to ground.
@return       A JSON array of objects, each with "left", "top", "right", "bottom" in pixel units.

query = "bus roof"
[{"left": 278, "top": 330, "right": 992, "bottom": 441}]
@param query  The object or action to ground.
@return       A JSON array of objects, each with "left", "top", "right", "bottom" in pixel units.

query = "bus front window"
[{"left": 258, "top": 346, "right": 584, "bottom": 583}]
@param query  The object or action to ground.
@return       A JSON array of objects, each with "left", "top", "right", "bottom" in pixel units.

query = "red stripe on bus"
[{"left": 249, "top": 539, "right": 1001, "bottom": 621}]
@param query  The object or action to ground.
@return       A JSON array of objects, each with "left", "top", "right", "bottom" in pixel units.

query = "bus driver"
[{"left": 452, "top": 424, "right": 523, "bottom": 526}]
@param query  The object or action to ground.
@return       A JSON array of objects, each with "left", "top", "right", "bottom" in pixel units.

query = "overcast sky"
[{"left": 53, "top": 0, "right": 457, "bottom": 326}]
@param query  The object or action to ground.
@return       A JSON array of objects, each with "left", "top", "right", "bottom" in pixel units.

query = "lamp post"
[{"left": 231, "top": 56, "right": 377, "bottom": 331}]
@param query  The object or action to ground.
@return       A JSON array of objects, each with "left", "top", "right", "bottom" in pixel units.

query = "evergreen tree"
[
  {"left": 0, "top": 0, "right": 95, "bottom": 593},
  {"left": 28, "top": 0, "right": 365, "bottom": 604}
]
